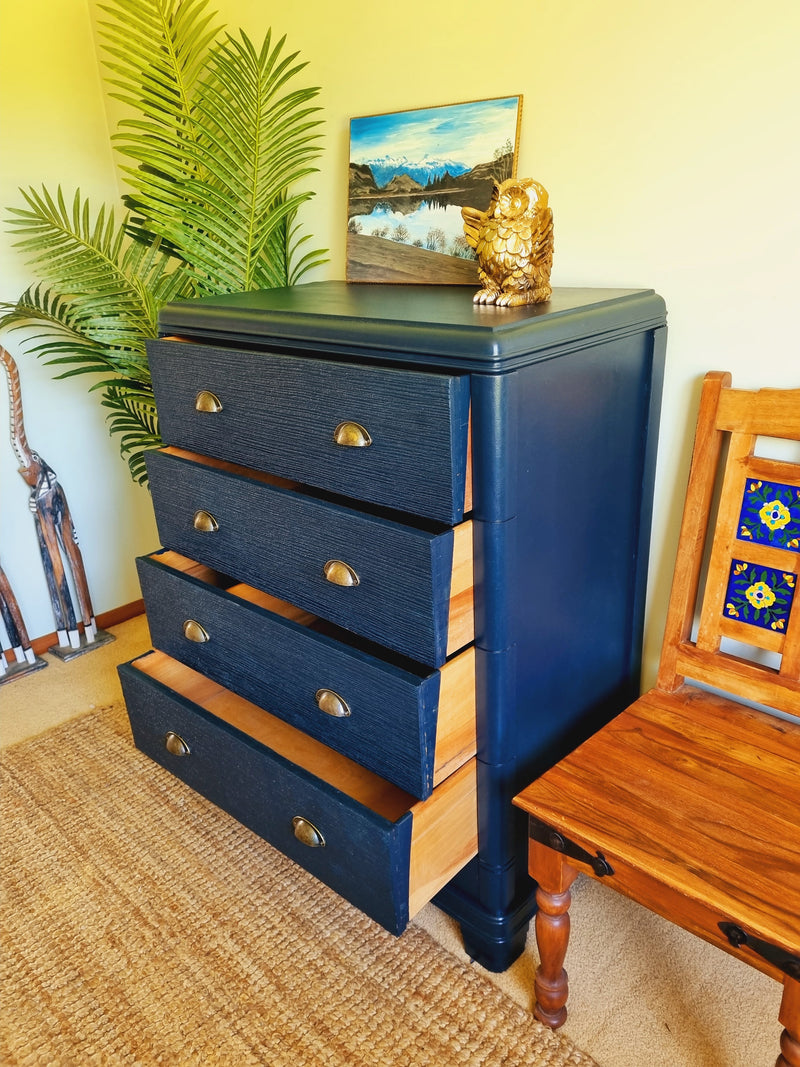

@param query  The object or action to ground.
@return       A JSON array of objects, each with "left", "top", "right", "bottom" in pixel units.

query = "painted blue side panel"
[
  {"left": 507, "top": 332, "right": 663, "bottom": 777},
  {"left": 435, "top": 324, "right": 665, "bottom": 968}
]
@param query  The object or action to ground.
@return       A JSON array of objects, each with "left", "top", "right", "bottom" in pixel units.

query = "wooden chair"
[{"left": 513, "top": 372, "right": 800, "bottom": 1067}]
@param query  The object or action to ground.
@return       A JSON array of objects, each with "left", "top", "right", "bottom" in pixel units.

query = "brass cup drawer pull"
[
  {"left": 333, "top": 421, "right": 372, "bottom": 448},
  {"left": 323, "top": 559, "right": 360, "bottom": 587},
  {"left": 195, "top": 389, "right": 222, "bottom": 413},
  {"left": 183, "top": 619, "right": 210, "bottom": 644},
  {"left": 315, "top": 688, "right": 351, "bottom": 718},
  {"left": 164, "top": 731, "right": 190, "bottom": 756},
  {"left": 193, "top": 510, "right": 219, "bottom": 533},
  {"left": 292, "top": 816, "right": 326, "bottom": 848}
]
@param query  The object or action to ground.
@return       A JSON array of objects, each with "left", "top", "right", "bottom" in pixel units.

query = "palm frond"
[
  {"left": 0, "top": 194, "right": 192, "bottom": 477},
  {"left": 98, "top": 0, "right": 222, "bottom": 138},
  {"left": 0, "top": 285, "right": 119, "bottom": 373},
  {"left": 4, "top": 0, "right": 325, "bottom": 486},
  {"left": 112, "top": 25, "right": 325, "bottom": 292},
  {"left": 4, "top": 187, "right": 183, "bottom": 343},
  {"left": 100, "top": 379, "right": 161, "bottom": 485},
  {"left": 100, "top": 0, "right": 225, "bottom": 254},
  {"left": 284, "top": 224, "right": 329, "bottom": 287}
]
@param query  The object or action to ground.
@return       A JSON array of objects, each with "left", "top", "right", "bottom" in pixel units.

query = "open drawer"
[
  {"left": 148, "top": 338, "right": 472, "bottom": 524},
  {"left": 118, "top": 650, "right": 478, "bottom": 936},
  {"left": 146, "top": 447, "right": 475, "bottom": 667},
  {"left": 137, "top": 550, "right": 476, "bottom": 798}
]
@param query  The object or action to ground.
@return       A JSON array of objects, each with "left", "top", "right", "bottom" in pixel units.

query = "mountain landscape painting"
[{"left": 347, "top": 96, "right": 522, "bottom": 284}]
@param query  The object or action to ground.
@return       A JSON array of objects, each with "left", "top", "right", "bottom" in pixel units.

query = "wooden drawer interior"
[
  {"left": 139, "top": 549, "right": 476, "bottom": 795},
  {"left": 147, "top": 447, "right": 475, "bottom": 666},
  {"left": 123, "top": 650, "right": 478, "bottom": 929}
]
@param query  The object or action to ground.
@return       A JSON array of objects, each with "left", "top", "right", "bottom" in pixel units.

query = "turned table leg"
[
  {"left": 778, "top": 978, "right": 800, "bottom": 1067},
  {"left": 529, "top": 840, "right": 578, "bottom": 1029}
]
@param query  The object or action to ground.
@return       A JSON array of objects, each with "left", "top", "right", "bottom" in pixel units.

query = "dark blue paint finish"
[
  {"left": 505, "top": 332, "right": 664, "bottom": 779},
  {"left": 146, "top": 449, "right": 456, "bottom": 667},
  {"left": 471, "top": 517, "right": 517, "bottom": 652},
  {"left": 149, "top": 339, "right": 471, "bottom": 525},
  {"left": 474, "top": 645, "right": 518, "bottom": 762},
  {"left": 146, "top": 281, "right": 666, "bottom": 972},
  {"left": 119, "top": 659, "right": 414, "bottom": 934},
  {"left": 137, "top": 553, "right": 442, "bottom": 798},
  {"left": 157, "top": 282, "right": 666, "bottom": 374},
  {"left": 436, "top": 325, "right": 665, "bottom": 968},
  {"left": 467, "top": 372, "right": 519, "bottom": 522}
]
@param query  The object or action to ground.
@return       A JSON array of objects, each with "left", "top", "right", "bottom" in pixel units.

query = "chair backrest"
[{"left": 656, "top": 371, "right": 800, "bottom": 716}]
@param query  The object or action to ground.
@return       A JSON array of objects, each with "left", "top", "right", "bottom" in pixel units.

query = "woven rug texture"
[{"left": 1, "top": 703, "right": 597, "bottom": 1066}]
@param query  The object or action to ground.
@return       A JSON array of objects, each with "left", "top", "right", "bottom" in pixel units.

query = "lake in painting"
[{"left": 347, "top": 96, "right": 522, "bottom": 284}]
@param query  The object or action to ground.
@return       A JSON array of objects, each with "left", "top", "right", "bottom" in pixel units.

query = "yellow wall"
[
  {"left": 2, "top": 0, "right": 799, "bottom": 682},
  {"left": 0, "top": 0, "right": 157, "bottom": 642}
]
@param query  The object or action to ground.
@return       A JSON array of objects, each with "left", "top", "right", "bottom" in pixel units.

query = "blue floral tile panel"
[
  {"left": 737, "top": 478, "right": 800, "bottom": 552},
  {"left": 724, "top": 559, "right": 796, "bottom": 634}
]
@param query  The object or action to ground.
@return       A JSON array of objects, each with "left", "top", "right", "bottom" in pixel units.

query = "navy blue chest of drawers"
[{"left": 119, "top": 281, "right": 666, "bottom": 971}]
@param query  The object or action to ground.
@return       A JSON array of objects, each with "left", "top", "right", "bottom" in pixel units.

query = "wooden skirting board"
[{"left": 1, "top": 599, "right": 144, "bottom": 665}]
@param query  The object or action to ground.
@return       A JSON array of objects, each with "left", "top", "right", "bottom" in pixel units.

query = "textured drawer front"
[
  {"left": 146, "top": 448, "right": 474, "bottom": 667},
  {"left": 137, "top": 551, "right": 476, "bottom": 798},
  {"left": 118, "top": 652, "right": 478, "bottom": 935},
  {"left": 148, "top": 339, "right": 471, "bottom": 524}
]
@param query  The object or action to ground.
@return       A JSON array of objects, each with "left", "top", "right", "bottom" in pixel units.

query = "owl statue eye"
[{"left": 498, "top": 185, "right": 530, "bottom": 219}]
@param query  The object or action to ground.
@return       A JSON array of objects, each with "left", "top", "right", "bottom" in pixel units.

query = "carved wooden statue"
[
  {"left": 0, "top": 561, "right": 39, "bottom": 678},
  {"left": 462, "top": 178, "right": 554, "bottom": 307},
  {"left": 1, "top": 345, "right": 98, "bottom": 652}
]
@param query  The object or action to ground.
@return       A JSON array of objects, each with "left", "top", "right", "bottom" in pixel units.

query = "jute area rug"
[{"left": 1, "top": 703, "right": 597, "bottom": 1067}]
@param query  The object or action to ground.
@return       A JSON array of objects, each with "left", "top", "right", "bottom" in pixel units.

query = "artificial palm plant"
[{"left": 0, "top": 0, "right": 325, "bottom": 485}]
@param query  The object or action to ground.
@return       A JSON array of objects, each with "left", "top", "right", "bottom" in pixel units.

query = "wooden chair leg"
[
  {"left": 778, "top": 978, "right": 800, "bottom": 1067},
  {"left": 530, "top": 840, "right": 578, "bottom": 1029}
]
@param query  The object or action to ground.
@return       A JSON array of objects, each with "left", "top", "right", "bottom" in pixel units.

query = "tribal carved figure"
[
  {"left": 0, "top": 561, "right": 36, "bottom": 675},
  {"left": 1, "top": 345, "right": 97, "bottom": 650}
]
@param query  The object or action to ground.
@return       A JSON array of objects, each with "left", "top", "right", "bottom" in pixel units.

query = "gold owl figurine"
[{"left": 462, "top": 178, "right": 554, "bottom": 306}]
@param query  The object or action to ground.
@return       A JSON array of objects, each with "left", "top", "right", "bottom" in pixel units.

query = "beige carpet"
[
  {"left": 1, "top": 616, "right": 784, "bottom": 1066},
  {"left": 1, "top": 701, "right": 595, "bottom": 1067}
]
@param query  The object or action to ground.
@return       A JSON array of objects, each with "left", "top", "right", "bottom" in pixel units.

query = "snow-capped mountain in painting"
[{"left": 364, "top": 155, "right": 470, "bottom": 190}]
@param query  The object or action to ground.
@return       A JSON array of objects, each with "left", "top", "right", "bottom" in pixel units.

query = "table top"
[{"left": 158, "top": 281, "right": 667, "bottom": 373}]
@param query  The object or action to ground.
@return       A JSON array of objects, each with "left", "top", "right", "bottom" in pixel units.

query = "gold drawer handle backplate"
[
  {"left": 292, "top": 816, "right": 326, "bottom": 848},
  {"left": 333, "top": 421, "right": 372, "bottom": 448},
  {"left": 164, "top": 731, "right": 190, "bottom": 756},
  {"left": 193, "top": 510, "right": 219, "bottom": 533},
  {"left": 323, "top": 559, "right": 360, "bottom": 587},
  {"left": 315, "top": 688, "right": 352, "bottom": 718},
  {"left": 183, "top": 619, "right": 210, "bottom": 643},
  {"left": 195, "top": 389, "right": 222, "bottom": 413}
]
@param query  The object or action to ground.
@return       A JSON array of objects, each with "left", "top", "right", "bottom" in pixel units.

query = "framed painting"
[{"left": 347, "top": 95, "right": 522, "bottom": 285}]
